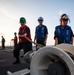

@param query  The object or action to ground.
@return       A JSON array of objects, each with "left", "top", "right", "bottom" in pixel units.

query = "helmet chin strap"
[{"left": 68, "top": 19, "right": 70, "bottom": 23}]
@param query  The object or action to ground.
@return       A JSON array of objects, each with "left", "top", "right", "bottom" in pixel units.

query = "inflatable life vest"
[
  {"left": 36, "top": 25, "right": 46, "bottom": 42},
  {"left": 55, "top": 25, "right": 72, "bottom": 44},
  {"left": 19, "top": 25, "right": 31, "bottom": 42}
]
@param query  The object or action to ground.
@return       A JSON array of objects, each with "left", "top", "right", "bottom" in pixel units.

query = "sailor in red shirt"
[
  {"left": 13, "top": 17, "right": 32, "bottom": 64},
  {"left": 13, "top": 32, "right": 18, "bottom": 48}
]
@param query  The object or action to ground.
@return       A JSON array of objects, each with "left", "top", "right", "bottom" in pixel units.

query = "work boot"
[
  {"left": 13, "top": 60, "right": 20, "bottom": 64},
  {"left": 13, "top": 58, "right": 20, "bottom": 64},
  {"left": 20, "top": 55, "right": 24, "bottom": 58}
]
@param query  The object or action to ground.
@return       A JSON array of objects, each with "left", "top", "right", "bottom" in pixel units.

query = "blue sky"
[{"left": 0, "top": 0, "right": 74, "bottom": 46}]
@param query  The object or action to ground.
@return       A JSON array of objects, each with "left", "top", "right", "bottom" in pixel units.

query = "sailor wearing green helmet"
[
  {"left": 12, "top": 32, "right": 17, "bottom": 48},
  {"left": 13, "top": 17, "right": 32, "bottom": 64}
]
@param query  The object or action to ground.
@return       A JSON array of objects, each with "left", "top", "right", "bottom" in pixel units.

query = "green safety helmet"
[
  {"left": 20, "top": 17, "right": 26, "bottom": 23},
  {"left": 14, "top": 32, "right": 17, "bottom": 34}
]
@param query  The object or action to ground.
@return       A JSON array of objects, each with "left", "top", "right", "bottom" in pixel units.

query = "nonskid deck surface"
[{"left": 0, "top": 47, "right": 31, "bottom": 75}]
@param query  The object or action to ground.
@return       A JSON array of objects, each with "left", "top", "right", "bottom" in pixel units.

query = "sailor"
[
  {"left": 12, "top": 32, "right": 18, "bottom": 48},
  {"left": 34, "top": 17, "right": 48, "bottom": 50},
  {"left": 13, "top": 17, "right": 32, "bottom": 64},
  {"left": 54, "top": 14, "right": 73, "bottom": 45},
  {"left": 1, "top": 36, "right": 5, "bottom": 49}
]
